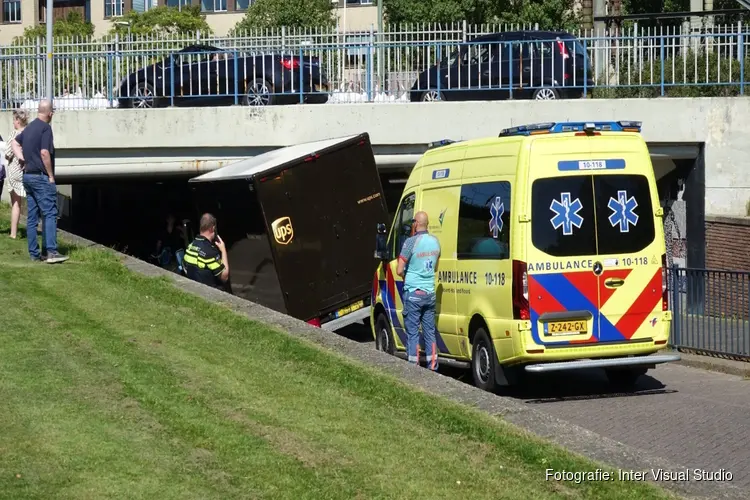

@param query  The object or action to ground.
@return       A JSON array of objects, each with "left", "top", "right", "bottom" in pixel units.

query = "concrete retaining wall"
[{"left": 2, "top": 97, "right": 750, "bottom": 216}]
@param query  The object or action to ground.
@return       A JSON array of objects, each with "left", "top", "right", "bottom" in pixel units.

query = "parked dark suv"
[
  {"left": 118, "top": 44, "right": 329, "bottom": 108},
  {"left": 410, "top": 30, "right": 594, "bottom": 102}
]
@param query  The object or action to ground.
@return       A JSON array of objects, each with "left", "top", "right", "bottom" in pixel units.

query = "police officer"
[
  {"left": 397, "top": 211, "right": 441, "bottom": 371},
  {"left": 183, "top": 213, "right": 230, "bottom": 289}
]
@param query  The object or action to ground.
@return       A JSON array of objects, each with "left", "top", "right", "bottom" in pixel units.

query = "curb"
[
  {"left": 45, "top": 228, "right": 747, "bottom": 500},
  {"left": 674, "top": 353, "right": 750, "bottom": 379}
]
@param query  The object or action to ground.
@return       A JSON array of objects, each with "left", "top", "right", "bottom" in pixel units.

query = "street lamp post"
[{"left": 45, "top": 0, "right": 53, "bottom": 103}]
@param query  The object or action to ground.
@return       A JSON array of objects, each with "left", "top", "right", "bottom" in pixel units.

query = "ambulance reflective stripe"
[
  {"left": 528, "top": 266, "right": 663, "bottom": 346},
  {"left": 528, "top": 273, "right": 620, "bottom": 346},
  {"left": 599, "top": 266, "right": 664, "bottom": 339},
  {"left": 183, "top": 245, "right": 222, "bottom": 271},
  {"left": 375, "top": 265, "right": 451, "bottom": 355}
]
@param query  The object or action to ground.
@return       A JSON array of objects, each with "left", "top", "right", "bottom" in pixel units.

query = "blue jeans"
[
  {"left": 403, "top": 289, "right": 438, "bottom": 371},
  {"left": 23, "top": 173, "right": 58, "bottom": 259}
]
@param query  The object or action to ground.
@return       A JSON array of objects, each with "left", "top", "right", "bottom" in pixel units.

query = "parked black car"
[
  {"left": 410, "top": 31, "right": 595, "bottom": 102},
  {"left": 118, "top": 44, "right": 329, "bottom": 108}
]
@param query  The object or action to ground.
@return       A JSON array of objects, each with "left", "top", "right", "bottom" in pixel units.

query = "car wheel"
[
  {"left": 244, "top": 78, "right": 274, "bottom": 106},
  {"left": 375, "top": 313, "right": 396, "bottom": 356},
  {"left": 133, "top": 82, "right": 156, "bottom": 108},
  {"left": 420, "top": 90, "right": 445, "bottom": 102},
  {"left": 471, "top": 327, "right": 497, "bottom": 392},
  {"left": 532, "top": 87, "right": 560, "bottom": 100},
  {"left": 605, "top": 367, "right": 647, "bottom": 390}
]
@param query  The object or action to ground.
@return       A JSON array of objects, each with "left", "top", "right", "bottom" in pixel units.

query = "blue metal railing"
[
  {"left": 2, "top": 30, "right": 750, "bottom": 110},
  {"left": 668, "top": 265, "right": 750, "bottom": 360}
]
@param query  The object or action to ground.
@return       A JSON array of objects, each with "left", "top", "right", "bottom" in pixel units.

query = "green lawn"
[{"left": 0, "top": 206, "right": 675, "bottom": 500}]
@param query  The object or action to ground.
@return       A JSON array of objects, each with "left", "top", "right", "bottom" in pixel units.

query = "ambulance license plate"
[
  {"left": 335, "top": 300, "right": 364, "bottom": 318},
  {"left": 544, "top": 320, "right": 587, "bottom": 336}
]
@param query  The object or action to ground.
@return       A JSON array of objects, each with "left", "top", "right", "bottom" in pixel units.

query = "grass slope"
[{"left": 0, "top": 207, "right": 675, "bottom": 500}]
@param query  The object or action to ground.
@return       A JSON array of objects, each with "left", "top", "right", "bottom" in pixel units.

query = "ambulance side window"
[
  {"left": 391, "top": 192, "right": 416, "bottom": 258},
  {"left": 457, "top": 181, "right": 511, "bottom": 260}
]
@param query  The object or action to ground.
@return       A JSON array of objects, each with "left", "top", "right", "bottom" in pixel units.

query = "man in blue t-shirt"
[
  {"left": 11, "top": 99, "right": 68, "bottom": 263},
  {"left": 397, "top": 211, "right": 441, "bottom": 371}
]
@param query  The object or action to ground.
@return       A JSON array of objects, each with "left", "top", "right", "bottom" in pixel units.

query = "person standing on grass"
[
  {"left": 4, "top": 109, "right": 29, "bottom": 240},
  {"left": 0, "top": 133, "right": 5, "bottom": 199},
  {"left": 397, "top": 211, "right": 441, "bottom": 371},
  {"left": 183, "top": 213, "right": 230, "bottom": 290},
  {"left": 10, "top": 99, "right": 68, "bottom": 264}
]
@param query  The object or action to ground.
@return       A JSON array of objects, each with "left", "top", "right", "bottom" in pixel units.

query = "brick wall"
[
  {"left": 704, "top": 216, "right": 750, "bottom": 319},
  {"left": 706, "top": 216, "right": 750, "bottom": 271}
]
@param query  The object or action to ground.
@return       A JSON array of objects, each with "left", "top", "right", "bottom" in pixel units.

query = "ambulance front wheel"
[
  {"left": 471, "top": 327, "right": 498, "bottom": 392},
  {"left": 375, "top": 313, "right": 396, "bottom": 356}
]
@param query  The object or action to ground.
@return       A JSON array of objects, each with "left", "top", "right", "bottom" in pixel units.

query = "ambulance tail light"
[
  {"left": 661, "top": 253, "right": 669, "bottom": 311},
  {"left": 512, "top": 260, "right": 530, "bottom": 320}
]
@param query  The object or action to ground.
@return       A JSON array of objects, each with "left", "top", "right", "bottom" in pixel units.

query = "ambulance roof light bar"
[
  {"left": 427, "top": 138, "right": 461, "bottom": 150},
  {"left": 498, "top": 121, "right": 642, "bottom": 137}
]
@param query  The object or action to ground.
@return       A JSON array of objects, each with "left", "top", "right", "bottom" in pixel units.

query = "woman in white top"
[{"left": 4, "top": 109, "right": 29, "bottom": 239}]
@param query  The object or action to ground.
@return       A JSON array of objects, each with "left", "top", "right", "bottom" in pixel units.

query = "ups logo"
[{"left": 271, "top": 216, "right": 294, "bottom": 245}]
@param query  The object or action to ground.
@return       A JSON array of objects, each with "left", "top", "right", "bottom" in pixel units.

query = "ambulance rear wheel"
[
  {"left": 605, "top": 367, "right": 647, "bottom": 390},
  {"left": 471, "top": 328, "right": 497, "bottom": 393},
  {"left": 375, "top": 313, "right": 396, "bottom": 356}
]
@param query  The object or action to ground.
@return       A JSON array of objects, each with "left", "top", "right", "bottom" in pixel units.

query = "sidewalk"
[{"left": 674, "top": 349, "right": 750, "bottom": 378}]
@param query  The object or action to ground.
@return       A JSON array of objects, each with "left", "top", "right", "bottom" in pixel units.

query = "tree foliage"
[
  {"left": 233, "top": 0, "right": 335, "bottom": 33},
  {"left": 382, "top": 0, "right": 579, "bottom": 31},
  {"left": 19, "top": 11, "right": 94, "bottom": 40},
  {"left": 382, "top": 0, "right": 494, "bottom": 25},
  {"left": 499, "top": 0, "right": 579, "bottom": 31},
  {"left": 593, "top": 49, "right": 746, "bottom": 99},
  {"left": 109, "top": 5, "right": 213, "bottom": 36}
]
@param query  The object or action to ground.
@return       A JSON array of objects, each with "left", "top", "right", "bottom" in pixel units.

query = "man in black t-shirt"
[
  {"left": 11, "top": 100, "right": 68, "bottom": 264},
  {"left": 183, "top": 213, "right": 230, "bottom": 289}
]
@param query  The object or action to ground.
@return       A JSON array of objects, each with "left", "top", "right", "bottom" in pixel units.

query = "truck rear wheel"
[
  {"left": 471, "top": 327, "right": 497, "bottom": 392},
  {"left": 375, "top": 313, "right": 395, "bottom": 355},
  {"left": 605, "top": 367, "right": 647, "bottom": 390}
]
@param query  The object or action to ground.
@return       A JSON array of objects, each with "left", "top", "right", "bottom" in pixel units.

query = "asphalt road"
[{"left": 339, "top": 323, "right": 750, "bottom": 490}]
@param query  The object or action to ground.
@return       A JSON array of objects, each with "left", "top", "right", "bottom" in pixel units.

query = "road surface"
[{"left": 340, "top": 323, "right": 750, "bottom": 489}]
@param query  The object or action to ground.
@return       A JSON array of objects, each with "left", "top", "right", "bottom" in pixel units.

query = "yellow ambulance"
[{"left": 371, "top": 121, "right": 680, "bottom": 391}]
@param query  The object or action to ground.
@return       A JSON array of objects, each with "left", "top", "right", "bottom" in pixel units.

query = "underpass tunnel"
[
  {"left": 54, "top": 142, "right": 704, "bottom": 272},
  {"left": 58, "top": 171, "right": 408, "bottom": 266}
]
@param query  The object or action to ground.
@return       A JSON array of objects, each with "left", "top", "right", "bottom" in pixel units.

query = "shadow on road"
[
  {"left": 338, "top": 323, "right": 678, "bottom": 402},
  {"left": 504, "top": 370, "right": 676, "bottom": 403}
]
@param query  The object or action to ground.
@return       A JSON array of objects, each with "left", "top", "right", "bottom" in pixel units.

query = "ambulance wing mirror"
[{"left": 374, "top": 223, "right": 390, "bottom": 261}]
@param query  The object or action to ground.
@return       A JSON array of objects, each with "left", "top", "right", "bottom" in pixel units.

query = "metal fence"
[
  {"left": 669, "top": 266, "right": 750, "bottom": 360},
  {"left": 2, "top": 22, "right": 750, "bottom": 110}
]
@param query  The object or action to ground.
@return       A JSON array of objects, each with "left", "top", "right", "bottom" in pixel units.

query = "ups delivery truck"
[{"left": 187, "top": 133, "right": 388, "bottom": 330}]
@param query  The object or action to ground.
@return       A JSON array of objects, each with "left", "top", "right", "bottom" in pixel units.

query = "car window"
[
  {"left": 594, "top": 174, "right": 655, "bottom": 255},
  {"left": 532, "top": 176, "right": 596, "bottom": 257},
  {"left": 391, "top": 192, "right": 416, "bottom": 257},
  {"left": 175, "top": 48, "right": 216, "bottom": 65},
  {"left": 526, "top": 40, "right": 554, "bottom": 59},
  {"left": 531, "top": 174, "right": 655, "bottom": 258},
  {"left": 460, "top": 44, "right": 491, "bottom": 65},
  {"left": 457, "top": 181, "right": 511, "bottom": 260}
]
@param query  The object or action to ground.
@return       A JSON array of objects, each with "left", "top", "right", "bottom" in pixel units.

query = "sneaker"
[{"left": 45, "top": 252, "right": 69, "bottom": 264}]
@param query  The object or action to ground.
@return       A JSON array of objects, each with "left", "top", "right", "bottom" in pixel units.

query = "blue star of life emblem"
[
  {"left": 550, "top": 192, "right": 584, "bottom": 236},
  {"left": 489, "top": 196, "right": 504, "bottom": 238},
  {"left": 607, "top": 189, "right": 639, "bottom": 232}
]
